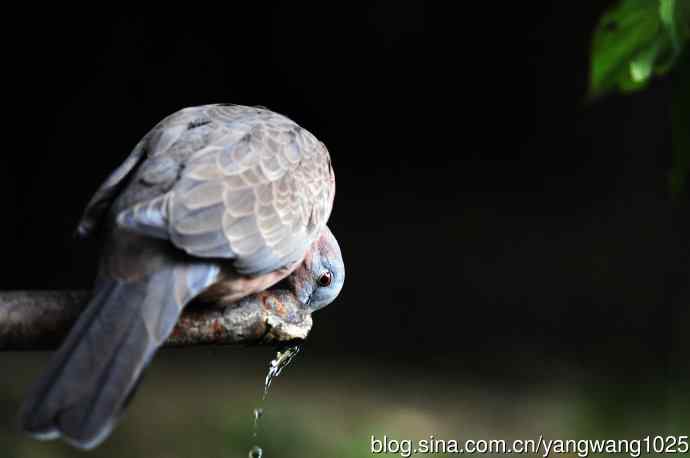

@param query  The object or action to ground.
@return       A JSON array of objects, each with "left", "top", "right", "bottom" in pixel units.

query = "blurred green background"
[{"left": 2, "top": 347, "right": 689, "bottom": 458}]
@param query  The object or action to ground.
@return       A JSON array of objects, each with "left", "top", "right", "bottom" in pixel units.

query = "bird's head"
[{"left": 286, "top": 226, "right": 344, "bottom": 312}]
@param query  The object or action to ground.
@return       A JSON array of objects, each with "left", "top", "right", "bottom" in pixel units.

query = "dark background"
[{"left": 1, "top": 2, "right": 688, "bottom": 443}]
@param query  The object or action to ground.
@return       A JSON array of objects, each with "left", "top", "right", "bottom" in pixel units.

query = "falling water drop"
[
  {"left": 252, "top": 407, "right": 263, "bottom": 437},
  {"left": 263, "top": 343, "right": 302, "bottom": 400},
  {"left": 248, "top": 445, "right": 263, "bottom": 458},
  {"left": 248, "top": 341, "right": 302, "bottom": 458}
]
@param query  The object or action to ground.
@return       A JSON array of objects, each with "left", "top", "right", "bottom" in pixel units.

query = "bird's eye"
[{"left": 318, "top": 271, "right": 332, "bottom": 287}]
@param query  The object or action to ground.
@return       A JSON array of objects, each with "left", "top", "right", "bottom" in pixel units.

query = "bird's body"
[{"left": 19, "top": 104, "right": 345, "bottom": 449}]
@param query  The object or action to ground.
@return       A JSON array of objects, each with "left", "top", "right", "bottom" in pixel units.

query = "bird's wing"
[
  {"left": 117, "top": 104, "right": 336, "bottom": 275},
  {"left": 76, "top": 106, "right": 196, "bottom": 238},
  {"left": 76, "top": 140, "right": 147, "bottom": 238}
]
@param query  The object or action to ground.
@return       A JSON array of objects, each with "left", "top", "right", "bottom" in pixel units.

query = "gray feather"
[
  {"left": 76, "top": 140, "right": 147, "bottom": 238},
  {"left": 105, "top": 104, "right": 335, "bottom": 276}
]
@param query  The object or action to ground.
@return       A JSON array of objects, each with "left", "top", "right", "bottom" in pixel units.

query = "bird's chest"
[{"left": 194, "top": 260, "right": 301, "bottom": 306}]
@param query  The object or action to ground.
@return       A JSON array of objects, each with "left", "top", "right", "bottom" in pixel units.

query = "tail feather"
[{"left": 19, "top": 262, "right": 219, "bottom": 449}]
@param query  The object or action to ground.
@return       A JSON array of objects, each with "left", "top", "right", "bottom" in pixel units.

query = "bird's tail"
[{"left": 19, "top": 262, "right": 219, "bottom": 449}]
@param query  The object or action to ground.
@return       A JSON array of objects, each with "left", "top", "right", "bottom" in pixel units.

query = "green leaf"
[
  {"left": 590, "top": 0, "right": 662, "bottom": 98},
  {"left": 589, "top": 0, "right": 689, "bottom": 99},
  {"left": 659, "top": 0, "right": 690, "bottom": 51},
  {"left": 629, "top": 39, "right": 661, "bottom": 82},
  {"left": 659, "top": 0, "right": 678, "bottom": 46}
]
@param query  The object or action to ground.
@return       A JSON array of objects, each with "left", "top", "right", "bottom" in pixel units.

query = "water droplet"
[
  {"left": 263, "top": 342, "right": 302, "bottom": 399},
  {"left": 248, "top": 342, "right": 302, "bottom": 457},
  {"left": 252, "top": 407, "right": 264, "bottom": 437},
  {"left": 248, "top": 445, "right": 263, "bottom": 458}
]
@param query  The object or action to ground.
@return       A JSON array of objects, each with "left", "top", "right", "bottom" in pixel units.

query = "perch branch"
[{"left": 0, "top": 290, "right": 312, "bottom": 351}]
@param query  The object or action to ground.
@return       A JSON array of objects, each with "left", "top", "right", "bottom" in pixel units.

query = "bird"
[{"left": 19, "top": 103, "right": 345, "bottom": 449}]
